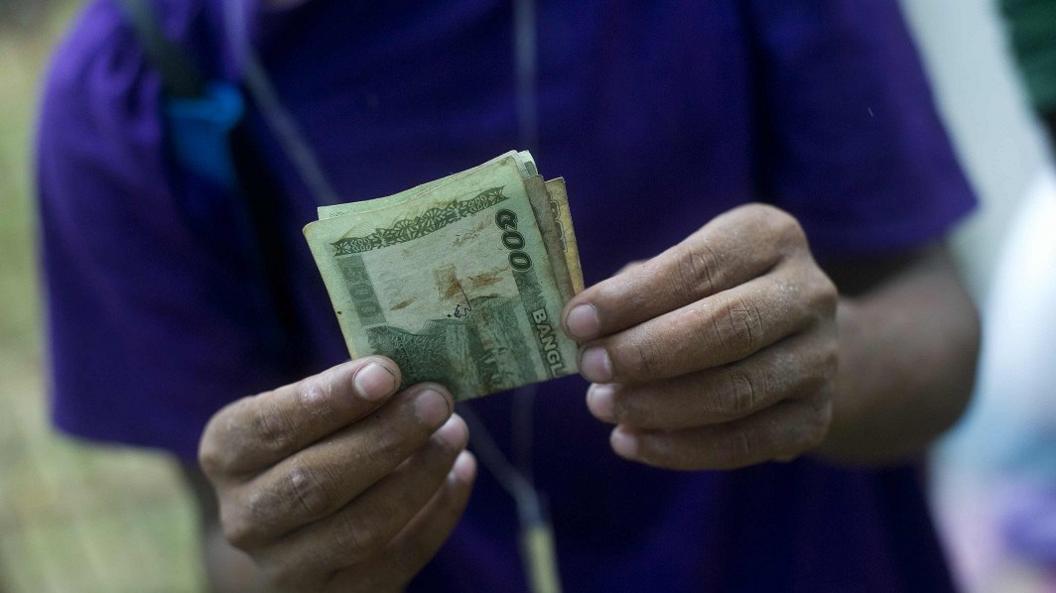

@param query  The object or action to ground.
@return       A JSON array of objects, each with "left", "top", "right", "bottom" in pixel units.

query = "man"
[{"left": 37, "top": 1, "right": 980, "bottom": 591}]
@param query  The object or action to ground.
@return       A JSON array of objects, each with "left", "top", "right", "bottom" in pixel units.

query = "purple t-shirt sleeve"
[
  {"left": 37, "top": 1, "right": 282, "bottom": 458},
  {"left": 747, "top": 1, "right": 976, "bottom": 257}
]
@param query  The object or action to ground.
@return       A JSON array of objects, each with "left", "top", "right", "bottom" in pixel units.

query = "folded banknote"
[{"left": 304, "top": 151, "right": 584, "bottom": 400}]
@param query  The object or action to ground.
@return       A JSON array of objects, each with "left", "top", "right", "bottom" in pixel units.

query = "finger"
[
  {"left": 255, "top": 416, "right": 469, "bottom": 589},
  {"left": 200, "top": 357, "right": 402, "bottom": 476},
  {"left": 579, "top": 261, "right": 835, "bottom": 383},
  {"left": 587, "top": 329, "right": 838, "bottom": 430},
  {"left": 616, "top": 259, "right": 646, "bottom": 275},
  {"left": 562, "top": 204, "right": 806, "bottom": 341},
  {"left": 221, "top": 384, "right": 454, "bottom": 547},
  {"left": 381, "top": 450, "right": 477, "bottom": 582},
  {"left": 321, "top": 452, "right": 477, "bottom": 593},
  {"left": 609, "top": 390, "right": 833, "bottom": 471}
]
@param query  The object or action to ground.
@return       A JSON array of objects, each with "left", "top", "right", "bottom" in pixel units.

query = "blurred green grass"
[{"left": 0, "top": 4, "right": 203, "bottom": 592}]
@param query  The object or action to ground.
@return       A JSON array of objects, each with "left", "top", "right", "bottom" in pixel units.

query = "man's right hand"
[{"left": 198, "top": 357, "right": 476, "bottom": 593}]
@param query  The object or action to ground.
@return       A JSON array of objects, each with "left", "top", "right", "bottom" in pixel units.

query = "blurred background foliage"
[
  {"left": 0, "top": 0, "right": 57, "bottom": 32},
  {"left": 0, "top": 2, "right": 202, "bottom": 592}
]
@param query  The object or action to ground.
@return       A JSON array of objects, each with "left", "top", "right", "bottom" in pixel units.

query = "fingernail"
[
  {"left": 586, "top": 384, "right": 616, "bottom": 421},
  {"left": 435, "top": 415, "right": 468, "bottom": 449},
  {"left": 610, "top": 427, "right": 639, "bottom": 458},
  {"left": 580, "top": 347, "right": 613, "bottom": 382},
  {"left": 565, "top": 304, "right": 600, "bottom": 340},
  {"left": 414, "top": 388, "right": 451, "bottom": 427},
  {"left": 353, "top": 362, "right": 397, "bottom": 401},
  {"left": 450, "top": 450, "right": 477, "bottom": 484}
]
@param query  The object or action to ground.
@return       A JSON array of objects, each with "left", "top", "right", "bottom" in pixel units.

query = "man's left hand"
[{"left": 562, "top": 204, "right": 839, "bottom": 470}]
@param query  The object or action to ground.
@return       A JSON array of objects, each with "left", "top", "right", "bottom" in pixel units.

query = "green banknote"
[{"left": 304, "top": 151, "right": 584, "bottom": 400}]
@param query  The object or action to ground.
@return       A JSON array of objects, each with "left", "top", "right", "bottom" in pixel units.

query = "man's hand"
[
  {"left": 563, "top": 204, "right": 838, "bottom": 470},
  {"left": 198, "top": 358, "right": 476, "bottom": 593}
]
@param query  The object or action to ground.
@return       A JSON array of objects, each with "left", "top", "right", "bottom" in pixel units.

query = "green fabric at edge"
[{"left": 1001, "top": 0, "right": 1056, "bottom": 112}]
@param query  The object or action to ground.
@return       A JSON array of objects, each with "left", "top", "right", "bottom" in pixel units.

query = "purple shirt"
[{"left": 37, "top": 1, "right": 975, "bottom": 591}]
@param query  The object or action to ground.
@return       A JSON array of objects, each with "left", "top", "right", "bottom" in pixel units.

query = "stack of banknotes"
[{"left": 304, "top": 151, "right": 584, "bottom": 400}]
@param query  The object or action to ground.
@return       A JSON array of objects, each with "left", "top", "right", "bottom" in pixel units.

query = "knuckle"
[
  {"left": 197, "top": 400, "right": 250, "bottom": 476},
  {"left": 675, "top": 241, "right": 722, "bottom": 301},
  {"left": 285, "top": 463, "right": 338, "bottom": 519},
  {"left": 248, "top": 398, "right": 296, "bottom": 456},
  {"left": 799, "top": 396, "right": 833, "bottom": 452},
  {"left": 260, "top": 566, "right": 290, "bottom": 591},
  {"left": 793, "top": 333, "right": 839, "bottom": 397},
  {"left": 718, "top": 371, "right": 760, "bottom": 417},
  {"left": 807, "top": 269, "right": 839, "bottom": 317},
  {"left": 796, "top": 370, "right": 827, "bottom": 398},
  {"left": 220, "top": 502, "right": 261, "bottom": 549},
  {"left": 197, "top": 438, "right": 228, "bottom": 477},
  {"left": 820, "top": 340, "right": 839, "bottom": 380},
  {"left": 759, "top": 205, "right": 806, "bottom": 245},
  {"left": 795, "top": 348, "right": 837, "bottom": 396},
  {"left": 733, "top": 430, "right": 756, "bottom": 461},
  {"left": 799, "top": 423, "right": 827, "bottom": 453},
  {"left": 613, "top": 393, "right": 655, "bottom": 427},
  {"left": 629, "top": 337, "right": 662, "bottom": 379},
  {"left": 333, "top": 514, "right": 382, "bottom": 564},
  {"left": 297, "top": 376, "right": 334, "bottom": 417},
  {"left": 259, "top": 556, "right": 304, "bottom": 592},
  {"left": 372, "top": 422, "right": 409, "bottom": 461},
  {"left": 813, "top": 396, "right": 834, "bottom": 440},
  {"left": 713, "top": 298, "right": 763, "bottom": 357}
]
